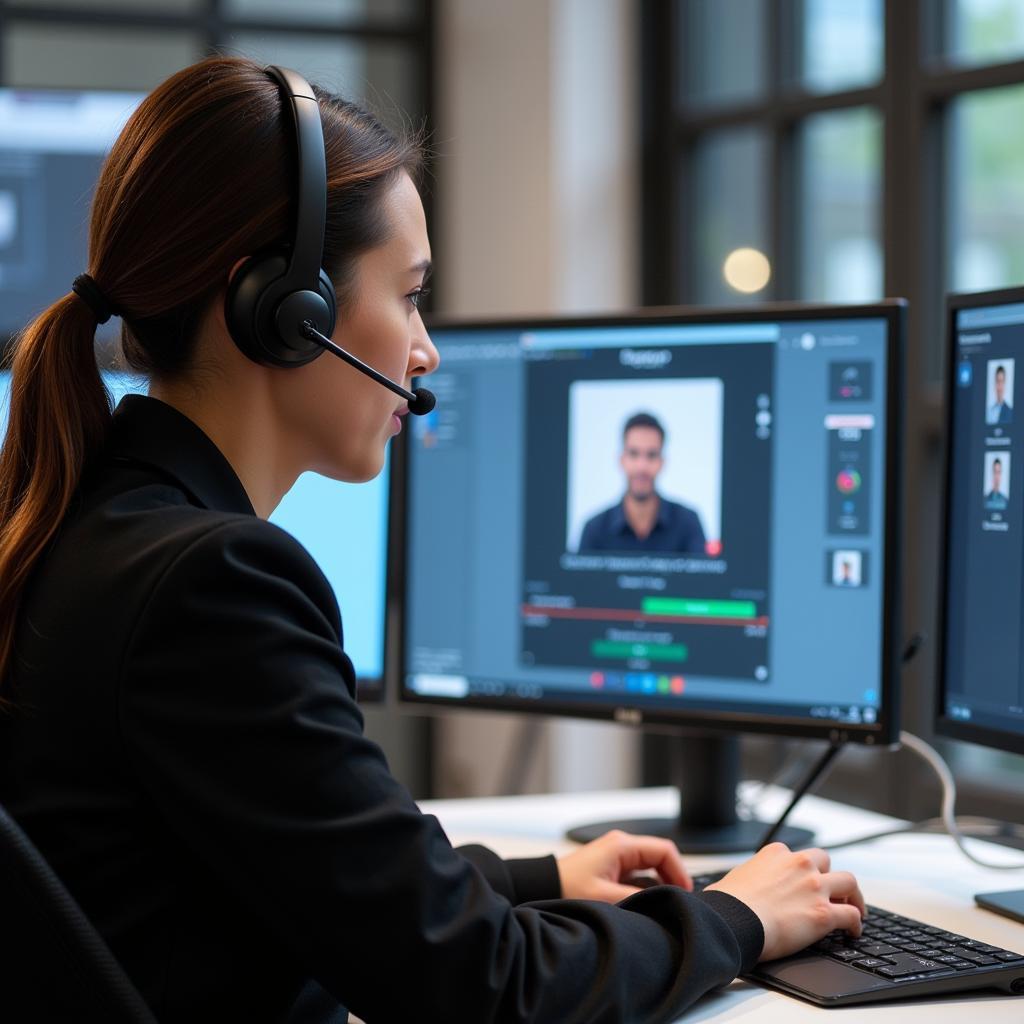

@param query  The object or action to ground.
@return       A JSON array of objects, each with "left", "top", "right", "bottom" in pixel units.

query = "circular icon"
[
  {"left": 836, "top": 468, "right": 862, "bottom": 494},
  {"left": 800, "top": 332, "right": 816, "bottom": 351}
]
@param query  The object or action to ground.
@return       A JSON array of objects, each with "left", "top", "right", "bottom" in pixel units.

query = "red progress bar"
[{"left": 520, "top": 604, "right": 769, "bottom": 627}]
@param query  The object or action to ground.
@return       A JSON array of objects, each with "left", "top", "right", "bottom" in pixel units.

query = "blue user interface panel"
[
  {"left": 944, "top": 300, "right": 1024, "bottom": 743},
  {"left": 0, "top": 372, "right": 388, "bottom": 691},
  {"left": 401, "top": 313, "right": 894, "bottom": 733}
]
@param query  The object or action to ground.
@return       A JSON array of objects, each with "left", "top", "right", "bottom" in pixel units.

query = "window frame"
[{"left": 640, "top": 0, "right": 1024, "bottom": 825}]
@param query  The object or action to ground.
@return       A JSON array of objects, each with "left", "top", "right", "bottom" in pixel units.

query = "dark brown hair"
[{"left": 0, "top": 55, "right": 421, "bottom": 689}]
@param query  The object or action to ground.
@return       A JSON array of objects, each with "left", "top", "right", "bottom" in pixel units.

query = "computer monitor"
[
  {"left": 394, "top": 303, "right": 904, "bottom": 851},
  {"left": 0, "top": 370, "right": 390, "bottom": 696},
  {"left": 0, "top": 88, "right": 143, "bottom": 342},
  {"left": 938, "top": 286, "right": 1024, "bottom": 922}
]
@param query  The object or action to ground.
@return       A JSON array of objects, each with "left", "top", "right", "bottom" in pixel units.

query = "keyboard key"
[
  {"left": 877, "top": 953, "right": 946, "bottom": 974},
  {"left": 853, "top": 957, "right": 893, "bottom": 969},
  {"left": 994, "top": 951, "right": 1024, "bottom": 962},
  {"left": 972, "top": 956, "right": 998, "bottom": 966},
  {"left": 859, "top": 943, "right": 900, "bottom": 956},
  {"left": 830, "top": 948, "right": 863, "bottom": 961},
  {"left": 875, "top": 965, "right": 917, "bottom": 978},
  {"left": 900, "top": 943, "right": 930, "bottom": 953}
]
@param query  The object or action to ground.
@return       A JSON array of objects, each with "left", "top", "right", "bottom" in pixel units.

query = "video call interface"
[
  {"left": 945, "top": 300, "right": 1024, "bottom": 739},
  {"left": 0, "top": 373, "right": 388, "bottom": 690},
  {"left": 403, "top": 315, "right": 891, "bottom": 727}
]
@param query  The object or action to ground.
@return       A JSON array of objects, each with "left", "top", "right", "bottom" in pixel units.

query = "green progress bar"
[
  {"left": 591, "top": 640, "right": 688, "bottom": 662},
  {"left": 641, "top": 597, "right": 757, "bottom": 618}
]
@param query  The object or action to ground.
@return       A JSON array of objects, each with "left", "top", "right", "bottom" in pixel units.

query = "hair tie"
[{"left": 71, "top": 273, "right": 116, "bottom": 324}]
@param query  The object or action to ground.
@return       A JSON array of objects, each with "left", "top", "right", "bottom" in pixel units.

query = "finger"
[
  {"left": 616, "top": 835, "right": 693, "bottom": 890},
  {"left": 828, "top": 901, "right": 864, "bottom": 938},
  {"left": 797, "top": 847, "right": 831, "bottom": 874},
  {"left": 824, "top": 871, "right": 866, "bottom": 919}
]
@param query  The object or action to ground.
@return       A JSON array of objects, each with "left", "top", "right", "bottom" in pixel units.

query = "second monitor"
[{"left": 396, "top": 304, "right": 904, "bottom": 850}]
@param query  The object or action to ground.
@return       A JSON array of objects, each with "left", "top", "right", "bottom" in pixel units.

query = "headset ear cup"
[
  {"left": 317, "top": 268, "right": 337, "bottom": 336},
  {"left": 224, "top": 252, "right": 286, "bottom": 364},
  {"left": 225, "top": 252, "right": 335, "bottom": 368}
]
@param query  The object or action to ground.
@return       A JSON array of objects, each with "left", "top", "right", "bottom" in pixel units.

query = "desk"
[{"left": 419, "top": 785, "right": 1024, "bottom": 1022}]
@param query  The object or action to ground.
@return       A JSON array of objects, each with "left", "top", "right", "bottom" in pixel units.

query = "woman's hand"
[
  {"left": 706, "top": 843, "right": 865, "bottom": 962},
  {"left": 557, "top": 829, "right": 693, "bottom": 903}
]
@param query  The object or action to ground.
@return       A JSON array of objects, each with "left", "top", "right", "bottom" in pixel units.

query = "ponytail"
[{"left": 0, "top": 294, "right": 111, "bottom": 691}]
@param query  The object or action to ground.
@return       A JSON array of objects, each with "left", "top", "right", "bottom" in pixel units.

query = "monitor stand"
[{"left": 566, "top": 733, "right": 814, "bottom": 854}]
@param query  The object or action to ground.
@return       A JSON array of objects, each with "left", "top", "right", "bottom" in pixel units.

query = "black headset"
[
  {"left": 224, "top": 65, "right": 337, "bottom": 368},
  {"left": 224, "top": 66, "right": 436, "bottom": 415}
]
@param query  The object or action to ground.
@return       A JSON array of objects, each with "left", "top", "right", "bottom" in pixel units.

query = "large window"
[
  {"left": 0, "top": 1, "right": 432, "bottom": 134},
  {"left": 642, "top": 0, "right": 1024, "bottom": 824},
  {"left": 645, "top": 1, "right": 1024, "bottom": 374}
]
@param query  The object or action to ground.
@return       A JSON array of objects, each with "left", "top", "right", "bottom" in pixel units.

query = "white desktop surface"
[{"left": 418, "top": 785, "right": 1024, "bottom": 1022}]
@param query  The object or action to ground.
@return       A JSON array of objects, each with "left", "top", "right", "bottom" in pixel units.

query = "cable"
[
  {"left": 899, "top": 730, "right": 1024, "bottom": 870},
  {"left": 736, "top": 742, "right": 808, "bottom": 820},
  {"left": 758, "top": 741, "right": 843, "bottom": 849},
  {"left": 824, "top": 816, "right": 1024, "bottom": 853}
]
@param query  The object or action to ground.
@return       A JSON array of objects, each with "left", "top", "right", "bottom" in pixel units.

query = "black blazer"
[{"left": 0, "top": 396, "right": 762, "bottom": 1023}]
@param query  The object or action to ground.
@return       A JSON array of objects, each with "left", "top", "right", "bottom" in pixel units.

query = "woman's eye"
[{"left": 408, "top": 286, "right": 431, "bottom": 310}]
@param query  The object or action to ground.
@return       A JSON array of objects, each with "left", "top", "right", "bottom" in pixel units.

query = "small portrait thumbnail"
[
  {"left": 986, "top": 359, "right": 1014, "bottom": 426},
  {"left": 567, "top": 378, "right": 722, "bottom": 556},
  {"left": 828, "top": 549, "right": 865, "bottom": 588},
  {"left": 984, "top": 451, "right": 1010, "bottom": 511}
]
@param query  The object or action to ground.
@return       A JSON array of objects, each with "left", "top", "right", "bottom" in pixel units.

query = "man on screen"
[
  {"left": 578, "top": 412, "right": 707, "bottom": 554},
  {"left": 985, "top": 457, "right": 1009, "bottom": 511},
  {"left": 987, "top": 364, "right": 1013, "bottom": 425}
]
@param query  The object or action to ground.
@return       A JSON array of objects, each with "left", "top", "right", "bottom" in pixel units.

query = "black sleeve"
[
  {"left": 457, "top": 846, "right": 562, "bottom": 904},
  {"left": 687, "top": 507, "right": 707, "bottom": 553},
  {"left": 118, "top": 519, "right": 763, "bottom": 1023},
  {"left": 578, "top": 513, "right": 603, "bottom": 553}
]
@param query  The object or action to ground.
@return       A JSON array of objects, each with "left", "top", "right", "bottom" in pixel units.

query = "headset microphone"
[{"left": 300, "top": 321, "right": 436, "bottom": 416}]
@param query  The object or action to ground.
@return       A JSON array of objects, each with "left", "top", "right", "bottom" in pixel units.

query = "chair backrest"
[{"left": 0, "top": 800, "right": 158, "bottom": 1023}]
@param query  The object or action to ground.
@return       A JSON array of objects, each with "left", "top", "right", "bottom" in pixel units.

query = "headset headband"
[{"left": 265, "top": 65, "right": 327, "bottom": 294}]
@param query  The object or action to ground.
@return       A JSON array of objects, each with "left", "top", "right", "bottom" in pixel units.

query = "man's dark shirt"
[
  {"left": 0, "top": 397, "right": 761, "bottom": 1022},
  {"left": 579, "top": 494, "right": 707, "bottom": 554}
]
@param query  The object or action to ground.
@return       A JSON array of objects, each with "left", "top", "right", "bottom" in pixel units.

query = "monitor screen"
[
  {"left": 0, "top": 88, "right": 143, "bottom": 340},
  {"left": 396, "top": 306, "right": 903, "bottom": 743},
  {"left": 0, "top": 371, "right": 389, "bottom": 695},
  {"left": 939, "top": 289, "right": 1024, "bottom": 754}
]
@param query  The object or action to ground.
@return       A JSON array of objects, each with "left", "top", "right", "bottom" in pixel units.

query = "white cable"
[{"left": 900, "top": 729, "right": 1024, "bottom": 870}]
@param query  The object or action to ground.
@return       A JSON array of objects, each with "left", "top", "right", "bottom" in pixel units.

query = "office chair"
[{"left": 0, "top": 800, "right": 157, "bottom": 1023}]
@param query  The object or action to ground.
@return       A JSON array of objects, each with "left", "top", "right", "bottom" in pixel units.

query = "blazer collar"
[{"left": 108, "top": 395, "right": 256, "bottom": 516}]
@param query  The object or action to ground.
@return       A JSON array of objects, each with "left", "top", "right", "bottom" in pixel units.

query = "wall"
[{"left": 424, "top": 0, "right": 642, "bottom": 796}]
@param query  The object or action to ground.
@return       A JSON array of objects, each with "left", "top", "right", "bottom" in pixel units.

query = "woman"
[{"left": 0, "top": 56, "right": 864, "bottom": 1022}]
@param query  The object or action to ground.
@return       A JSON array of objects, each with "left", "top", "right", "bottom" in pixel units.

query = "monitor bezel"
[
  {"left": 390, "top": 301, "right": 905, "bottom": 746},
  {"left": 936, "top": 284, "right": 1024, "bottom": 756}
]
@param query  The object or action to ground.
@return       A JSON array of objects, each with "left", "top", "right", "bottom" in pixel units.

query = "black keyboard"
[{"left": 692, "top": 872, "right": 1024, "bottom": 1007}]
